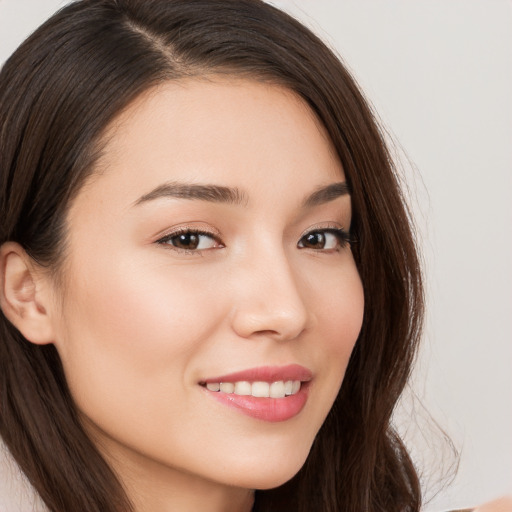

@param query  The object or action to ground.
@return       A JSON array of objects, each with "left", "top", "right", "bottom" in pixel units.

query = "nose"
[{"left": 229, "top": 249, "right": 310, "bottom": 342}]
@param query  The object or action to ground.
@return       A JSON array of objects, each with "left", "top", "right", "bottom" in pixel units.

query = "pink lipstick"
[{"left": 200, "top": 364, "right": 312, "bottom": 422}]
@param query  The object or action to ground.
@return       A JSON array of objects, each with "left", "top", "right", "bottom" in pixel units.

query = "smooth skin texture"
[{"left": 1, "top": 78, "right": 364, "bottom": 512}]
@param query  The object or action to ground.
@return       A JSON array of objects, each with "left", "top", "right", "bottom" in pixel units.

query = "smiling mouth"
[
  {"left": 199, "top": 365, "right": 311, "bottom": 422},
  {"left": 201, "top": 380, "right": 302, "bottom": 398}
]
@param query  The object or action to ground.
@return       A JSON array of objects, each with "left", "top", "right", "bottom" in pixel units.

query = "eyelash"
[
  {"left": 297, "top": 227, "right": 352, "bottom": 252},
  {"left": 155, "top": 228, "right": 221, "bottom": 254},
  {"left": 156, "top": 226, "right": 352, "bottom": 254}
]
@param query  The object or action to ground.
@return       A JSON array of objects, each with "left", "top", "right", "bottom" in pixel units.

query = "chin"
[
  {"left": 217, "top": 447, "right": 310, "bottom": 491},
  {"left": 252, "top": 470, "right": 302, "bottom": 491}
]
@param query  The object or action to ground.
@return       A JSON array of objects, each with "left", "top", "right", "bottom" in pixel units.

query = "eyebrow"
[
  {"left": 301, "top": 181, "right": 350, "bottom": 208},
  {"left": 133, "top": 180, "right": 349, "bottom": 208},
  {"left": 134, "top": 182, "right": 248, "bottom": 206}
]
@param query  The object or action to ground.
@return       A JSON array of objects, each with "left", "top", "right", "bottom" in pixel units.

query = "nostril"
[
  {"left": 228, "top": 261, "right": 309, "bottom": 340},
  {"left": 231, "top": 308, "right": 307, "bottom": 342}
]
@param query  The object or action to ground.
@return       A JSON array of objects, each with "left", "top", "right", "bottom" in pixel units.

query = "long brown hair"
[{"left": 0, "top": 1, "right": 424, "bottom": 511}]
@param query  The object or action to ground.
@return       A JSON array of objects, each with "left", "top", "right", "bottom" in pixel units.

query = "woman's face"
[{"left": 49, "top": 78, "right": 364, "bottom": 496}]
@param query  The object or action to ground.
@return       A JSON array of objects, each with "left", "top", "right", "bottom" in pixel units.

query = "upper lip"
[{"left": 200, "top": 364, "right": 313, "bottom": 384}]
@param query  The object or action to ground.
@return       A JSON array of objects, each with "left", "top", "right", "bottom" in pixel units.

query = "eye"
[
  {"left": 156, "top": 229, "right": 222, "bottom": 252},
  {"left": 298, "top": 228, "right": 351, "bottom": 251}
]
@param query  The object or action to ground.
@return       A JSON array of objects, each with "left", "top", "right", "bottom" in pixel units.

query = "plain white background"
[{"left": 1, "top": 1, "right": 511, "bottom": 511}]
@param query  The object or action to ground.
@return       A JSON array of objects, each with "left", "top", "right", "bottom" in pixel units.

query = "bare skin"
[
  {"left": 1, "top": 78, "right": 364, "bottom": 511},
  {"left": 475, "top": 496, "right": 512, "bottom": 512}
]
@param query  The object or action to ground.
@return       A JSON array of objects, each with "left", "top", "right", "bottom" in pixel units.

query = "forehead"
[{"left": 75, "top": 77, "right": 344, "bottom": 215}]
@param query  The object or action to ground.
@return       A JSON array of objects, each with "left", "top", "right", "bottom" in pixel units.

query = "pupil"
[
  {"left": 175, "top": 233, "right": 199, "bottom": 249},
  {"left": 306, "top": 232, "right": 325, "bottom": 248}
]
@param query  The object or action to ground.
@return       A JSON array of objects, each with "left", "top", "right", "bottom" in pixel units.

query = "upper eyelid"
[
  {"left": 299, "top": 227, "right": 351, "bottom": 245},
  {"left": 155, "top": 225, "right": 222, "bottom": 242},
  {"left": 154, "top": 223, "right": 351, "bottom": 246},
  {"left": 299, "top": 223, "right": 350, "bottom": 237},
  {"left": 155, "top": 229, "right": 223, "bottom": 255}
]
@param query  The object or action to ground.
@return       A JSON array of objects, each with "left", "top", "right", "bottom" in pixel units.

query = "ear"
[{"left": 0, "top": 242, "right": 56, "bottom": 345}]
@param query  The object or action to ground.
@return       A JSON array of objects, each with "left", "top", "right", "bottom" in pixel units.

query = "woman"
[{"left": 0, "top": 0, "right": 432, "bottom": 510}]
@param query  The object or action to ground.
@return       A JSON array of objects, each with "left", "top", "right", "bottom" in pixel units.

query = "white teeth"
[
  {"left": 269, "top": 381, "right": 285, "bottom": 398},
  {"left": 252, "top": 381, "right": 270, "bottom": 397},
  {"left": 205, "top": 380, "right": 302, "bottom": 398},
  {"left": 234, "top": 381, "right": 251, "bottom": 395},
  {"left": 219, "top": 382, "right": 234, "bottom": 393}
]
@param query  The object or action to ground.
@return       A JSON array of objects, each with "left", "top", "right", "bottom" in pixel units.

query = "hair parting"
[{"left": 0, "top": 1, "right": 424, "bottom": 510}]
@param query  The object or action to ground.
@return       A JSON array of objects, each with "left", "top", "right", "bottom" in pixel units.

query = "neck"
[
  {"left": 91, "top": 429, "right": 255, "bottom": 512},
  {"left": 125, "top": 469, "right": 255, "bottom": 512}
]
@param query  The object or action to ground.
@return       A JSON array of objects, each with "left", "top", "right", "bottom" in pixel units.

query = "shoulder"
[{"left": 447, "top": 496, "right": 512, "bottom": 512}]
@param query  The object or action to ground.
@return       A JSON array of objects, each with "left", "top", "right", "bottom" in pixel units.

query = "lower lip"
[{"left": 203, "top": 384, "right": 309, "bottom": 422}]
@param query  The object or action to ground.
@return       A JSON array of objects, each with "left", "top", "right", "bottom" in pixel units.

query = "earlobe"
[{"left": 0, "top": 242, "right": 56, "bottom": 345}]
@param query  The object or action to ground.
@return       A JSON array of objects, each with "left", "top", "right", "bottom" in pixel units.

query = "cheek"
[
  {"left": 305, "top": 258, "right": 364, "bottom": 405},
  {"left": 320, "top": 274, "right": 364, "bottom": 340},
  {"left": 305, "top": 254, "right": 364, "bottom": 351},
  {"left": 51, "top": 244, "right": 364, "bottom": 489},
  {"left": 55, "top": 254, "right": 225, "bottom": 420}
]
